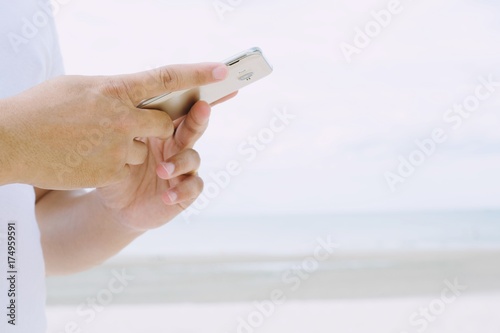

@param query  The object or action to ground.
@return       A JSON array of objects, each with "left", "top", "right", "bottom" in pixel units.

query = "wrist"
[{"left": 90, "top": 190, "right": 146, "bottom": 237}]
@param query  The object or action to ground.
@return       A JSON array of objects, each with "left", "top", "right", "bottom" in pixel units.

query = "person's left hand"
[{"left": 95, "top": 98, "right": 228, "bottom": 231}]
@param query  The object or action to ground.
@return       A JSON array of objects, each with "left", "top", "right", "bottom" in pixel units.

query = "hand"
[
  {"left": 0, "top": 63, "right": 228, "bottom": 189},
  {"left": 95, "top": 99, "right": 225, "bottom": 231}
]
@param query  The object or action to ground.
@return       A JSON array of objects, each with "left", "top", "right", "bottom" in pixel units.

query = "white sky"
[{"left": 55, "top": 0, "right": 500, "bottom": 215}]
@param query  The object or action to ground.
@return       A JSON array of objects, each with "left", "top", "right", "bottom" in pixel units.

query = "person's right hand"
[{"left": 0, "top": 63, "right": 228, "bottom": 189}]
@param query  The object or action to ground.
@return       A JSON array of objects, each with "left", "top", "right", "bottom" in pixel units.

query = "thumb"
[{"left": 116, "top": 63, "right": 228, "bottom": 106}]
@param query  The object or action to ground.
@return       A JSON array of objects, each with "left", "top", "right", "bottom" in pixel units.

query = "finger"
[
  {"left": 132, "top": 108, "right": 174, "bottom": 139},
  {"left": 210, "top": 91, "right": 239, "bottom": 107},
  {"left": 170, "top": 90, "right": 236, "bottom": 128},
  {"left": 126, "top": 140, "right": 149, "bottom": 165},
  {"left": 156, "top": 149, "right": 201, "bottom": 180},
  {"left": 162, "top": 175, "right": 204, "bottom": 205},
  {"left": 172, "top": 115, "right": 186, "bottom": 129},
  {"left": 174, "top": 101, "right": 211, "bottom": 149},
  {"left": 119, "top": 63, "right": 229, "bottom": 106}
]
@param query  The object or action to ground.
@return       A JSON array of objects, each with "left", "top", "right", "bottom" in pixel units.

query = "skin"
[
  {"left": 0, "top": 62, "right": 237, "bottom": 275},
  {"left": 36, "top": 101, "right": 219, "bottom": 275},
  {"left": 0, "top": 63, "right": 228, "bottom": 189}
]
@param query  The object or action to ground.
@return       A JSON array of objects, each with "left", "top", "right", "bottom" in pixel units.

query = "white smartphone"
[{"left": 137, "top": 47, "right": 273, "bottom": 119}]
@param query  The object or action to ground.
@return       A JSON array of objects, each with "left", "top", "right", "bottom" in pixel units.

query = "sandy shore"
[
  {"left": 46, "top": 249, "right": 500, "bottom": 304},
  {"left": 45, "top": 249, "right": 500, "bottom": 332},
  {"left": 47, "top": 295, "right": 500, "bottom": 333}
]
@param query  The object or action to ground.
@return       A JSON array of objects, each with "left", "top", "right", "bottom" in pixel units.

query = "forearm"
[
  {"left": 0, "top": 98, "right": 23, "bottom": 185},
  {"left": 36, "top": 189, "right": 144, "bottom": 276}
]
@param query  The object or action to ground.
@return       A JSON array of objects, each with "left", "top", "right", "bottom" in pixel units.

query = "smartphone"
[{"left": 137, "top": 47, "right": 273, "bottom": 119}]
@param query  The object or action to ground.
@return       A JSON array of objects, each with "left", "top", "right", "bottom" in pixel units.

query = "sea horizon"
[{"left": 114, "top": 209, "right": 500, "bottom": 260}]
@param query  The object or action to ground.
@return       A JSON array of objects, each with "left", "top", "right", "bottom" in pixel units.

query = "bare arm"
[
  {"left": 0, "top": 98, "right": 25, "bottom": 185},
  {"left": 0, "top": 62, "right": 227, "bottom": 190},
  {"left": 33, "top": 64, "right": 230, "bottom": 276},
  {"left": 35, "top": 98, "right": 227, "bottom": 276},
  {"left": 35, "top": 188, "right": 143, "bottom": 275}
]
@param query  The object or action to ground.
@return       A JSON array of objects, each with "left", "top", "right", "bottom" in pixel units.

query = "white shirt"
[{"left": 0, "top": 0, "right": 64, "bottom": 332}]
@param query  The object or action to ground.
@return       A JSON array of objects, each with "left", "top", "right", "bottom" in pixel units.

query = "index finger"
[
  {"left": 174, "top": 101, "right": 212, "bottom": 149},
  {"left": 118, "top": 63, "right": 228, "bottom": 106}
]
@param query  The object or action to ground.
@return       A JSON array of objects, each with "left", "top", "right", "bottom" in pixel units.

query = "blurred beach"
[
  {"left": 47, "top": 0, "right": 500, "bottom": 331},
  {"left": 47, "top": 296, "right": 500, "bottom": 333},
  {"left": 46, "top": 211, "right": 500, "bottom": 332}
]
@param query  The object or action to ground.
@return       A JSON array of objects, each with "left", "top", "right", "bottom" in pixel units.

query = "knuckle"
[
  {"left": 99, "top": 77, "right": 143, "bottom": 106},
  {"left": 158, "top": 111, "right": 174, "bottom": 135},
  {"left": 194, "top": 67, "right": 208, "bottom": 84},
  {"left": 195, "top": 176, "right": 204, "bottom": 194},
  {"left": 159, "top": 67, "right": 180, "bottom": 91},
  {"left": 176, "top": 149, "right": 200, "bottom": 170},
  {"left": 188, "top": 112, "right": 204, "bottom": 130},
  {"left": 140, "top": 110, "right": 173, "bottom": 137},
  {"left": 99, "top": 78, "right": 129, "bottom": 98},
  {"left": 188, "top": 149, "right": 201, "bottom": 165}
]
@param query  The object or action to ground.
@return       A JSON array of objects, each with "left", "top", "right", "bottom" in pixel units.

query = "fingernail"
[
  {"left": 162, "top": 163, "right": 175, "bottom": 176},
  {"left": 212, "top": 65, "right": 228, "bottom": 80},
  {"left": 166, "top": 190, "right": 177, "bottom": 203}
]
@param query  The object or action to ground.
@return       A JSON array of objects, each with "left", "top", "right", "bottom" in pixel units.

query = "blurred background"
[{"left": 47, "top": 0, "right": 500, "bottom": 332}]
